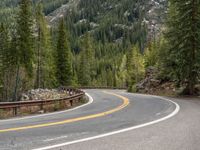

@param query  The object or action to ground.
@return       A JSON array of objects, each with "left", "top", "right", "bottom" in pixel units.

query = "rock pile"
[
  {"left": 136, "top": 66, "right": 161, "bottom": 93},
  {"left": 136, "top": 66, "right": 178, "bottom": 95},
  {"left": 20, "top": 89, "right": 69, "bottom": 101}
]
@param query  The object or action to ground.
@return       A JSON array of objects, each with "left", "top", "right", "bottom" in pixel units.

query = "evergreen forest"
[{"left": 0, "top": 0, "right": 200, "bottom": 102}]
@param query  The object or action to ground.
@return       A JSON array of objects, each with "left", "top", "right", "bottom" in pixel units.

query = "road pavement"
[{"left": 0, "top": 89, "right": 199, "bottom": 150}]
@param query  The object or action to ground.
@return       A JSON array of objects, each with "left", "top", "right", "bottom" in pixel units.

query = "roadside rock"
[
  {"left": 136, "top": 66, "right": 161, "bottom": 92},
  {"left": 150, "top": 79, "right": 160, "bottom": 87},
  {"left": 136, "top": 66, "right": 177, "bottom": 95},
  {"left": 21, "top": 94, "right": 29, "bottom": 101}
]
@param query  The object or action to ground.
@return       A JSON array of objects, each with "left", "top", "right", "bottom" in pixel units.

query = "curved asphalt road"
[{"left": 0, "top": 89, "right": 199, "bottom": 150}]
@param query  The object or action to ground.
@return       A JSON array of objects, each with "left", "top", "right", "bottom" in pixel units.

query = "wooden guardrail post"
[
  {"left": 13, "top": 107, "right": 18, "bottom": 116},
  {"left": 40, "top": 101, "right": 43, "bottom": 110},
  {"left": 70, "top": 100, "right": 73, "bottom": 106}
]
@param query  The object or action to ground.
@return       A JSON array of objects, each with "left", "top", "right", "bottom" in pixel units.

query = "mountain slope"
[
  {"left": 0, "top": 0, "right": 69, "bottom": 23},
  {"left": 47, "top": 0, "right": 167, "bottom": 49},
  {"left": 0, "top": 0, "right": 167, "bottom": 47},
  {"left": 0, "top": 0, "right": 168, "bottom": 88}
]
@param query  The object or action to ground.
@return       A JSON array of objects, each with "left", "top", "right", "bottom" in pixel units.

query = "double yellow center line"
[{"left": 0, "top": 91, "right": 130, "bottom": 133}]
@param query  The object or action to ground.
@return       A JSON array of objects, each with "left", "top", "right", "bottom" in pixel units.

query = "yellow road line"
[{"left": 0, "top": 91, "right": 130, "bottom": 133}]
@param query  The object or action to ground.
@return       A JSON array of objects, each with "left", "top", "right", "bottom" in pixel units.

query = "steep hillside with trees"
[
  {"left": 0, "top": 0, "right": 69, "bottom": 23},
  {"left": 0, "top": 0, "right": 199, "bottom": 103}
]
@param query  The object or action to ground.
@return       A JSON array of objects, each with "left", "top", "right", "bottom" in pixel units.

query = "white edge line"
[
  {"left": 0, "top": 92, "right": 93, "bottom": 123},
  {"left": 32, "top": 94, "right": 180, "bottom": 150}
]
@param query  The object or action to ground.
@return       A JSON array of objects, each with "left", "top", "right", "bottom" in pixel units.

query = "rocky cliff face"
[{"left": 46, "top": 0, "right": 80, "bottom": 25}]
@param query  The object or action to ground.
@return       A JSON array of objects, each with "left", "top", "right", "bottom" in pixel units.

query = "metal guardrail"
[
  {"left": 0, "top": 87, "right": 125, "bottom": 118},
  {"left": 78, "top": 86, "right": 127, "bottom": 90},
  {"left": 0, "top": 88, "right": 85, "bottom": 117}
]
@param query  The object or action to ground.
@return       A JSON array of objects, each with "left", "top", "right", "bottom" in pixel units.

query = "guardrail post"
[
  {"left": 70, "top": 100, "right": 73, "bottom": 106},
  {"left": 13, "top": 107, "right": 17, "bottom": 116},
  {"left": 40, "top": 101, "right": 43, "bottom": 110},
  {"left": 59, "top": 100, "right": 62, "bottom": 109}
]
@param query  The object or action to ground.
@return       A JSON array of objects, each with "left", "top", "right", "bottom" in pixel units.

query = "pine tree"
[
  {"left": 4, "top": 33, "right": 18, "bottom": 101},
  {"left": 0, "top": 24, "right": 8, "bottom": 80},
  {"left": 118, "top": 55, "right": 128, "bottom": 88},
  {"left": 16, "top": 0, "right": 34, "bottom": 76},
  {"left": 127, "top": 45, "right": 145, "bottom": 92},
  {"left": 35, "top": 2, "right": 55, "bottom": 88},
  {"left": 78, "top": 50, "right": 91, "bottom": 86},
  {"left": 13, "top": 0, "right": 34, "bottom": 101},
  {"left": 84, "top": 34, "right": 95, "bottom": 83},
  {"left": 56, "top": 17, "right": 73, "bottom": 86},
  {"left": 144, "top": 41, "right": 159, "bottom": 67},
  {"left": 165, "top": 0, "right": 200, "bottom": 94},
  {"left": 0, "top": 23, "right": 9, "bottom": 100},
  {"left": 78, "top": 34, "right": 95, "bottom": 86}
]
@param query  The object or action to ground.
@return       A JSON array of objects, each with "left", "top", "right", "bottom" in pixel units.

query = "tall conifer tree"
[
  {"left": 16, "top": 0, "right": 34, "bottom": 76},
  {"left": 0, "top": 24, "right": 9, "bottom": 80},
  {"left": 35, "top": 2, "right": 55, "bottom": 88},
  {"left": 127, "top": 45, "right": 145, "bottom": 92},
  {"left": 56, "top": 17, "right": 73, "bottom": 86},
  {"left": 165, "top": 0, "right": 200, "bottom": 94},
  {"left": 78, "top": 34, "right": 95, "bottom": 86},
  {"left": 0, "top": 23, "right": 9, "bottom": 100},
  {"left": 13, "top": 0, "right": 34, "bottom": 101}
]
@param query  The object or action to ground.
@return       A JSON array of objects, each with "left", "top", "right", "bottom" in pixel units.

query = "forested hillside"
[
  {"left": 48, "top": 0, "right": 167, "bottom": 49},
  {"left": 0, "top": 0, "right": 199, "bottom": 102},
  {"left": 51, "top": 0, "right": 167, "bottom": 89},
  {"left": 0, "top": 0, "right": 69, "bottom": 23}
]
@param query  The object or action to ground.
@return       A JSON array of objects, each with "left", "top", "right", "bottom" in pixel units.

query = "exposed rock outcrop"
[
  {"left": 136, "top": 66, "right": 177, "bottom": 95},
  {"left": 136, "top": 66, "right": 160, "bottom": 93}
]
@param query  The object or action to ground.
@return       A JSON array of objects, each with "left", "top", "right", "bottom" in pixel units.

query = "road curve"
[{"left": 0, "top": 89, "right": 193, "bottom": 150}]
